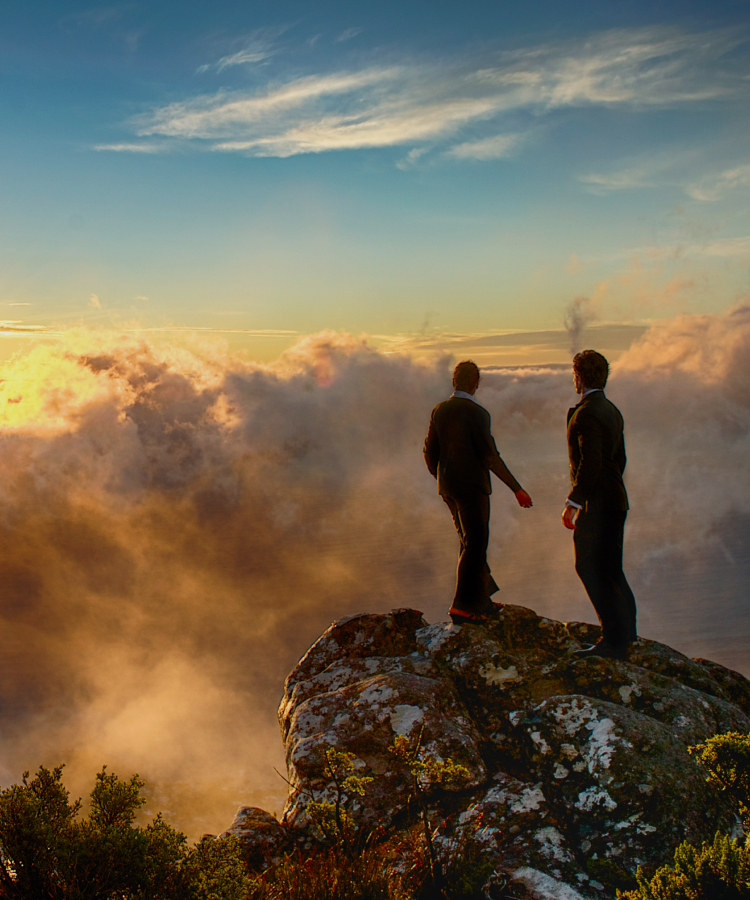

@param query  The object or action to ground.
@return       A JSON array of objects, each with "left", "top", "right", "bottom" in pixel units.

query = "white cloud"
[
  {"left": 94, "top": 142, "right": 165, "bottom": 153},
  {"left": 196, "top": 30, "right": 283, "bottom": 74},
  {"left": 687, "top": 162, "right": 750, "bottom": 201},
  {"left": 396, "top": 147, "right": 429, "bottom": 169},
  {"left": 215, "top": 47, "right": 274, "bottom": 71},
  {"left": 578, "top": 167, "right": 654, "bottom": 193},
  {"left": 580, "top": 153, "right": 750, "bottom": 199},
  {"left": 119, "top": 27, "right": 748, "bottom": 160},
  {"left": 448, "top": 132, "right": 524, "bottom": 160},
  {"left": 90, "top": 294, "right": 102, "bottom": 309}
]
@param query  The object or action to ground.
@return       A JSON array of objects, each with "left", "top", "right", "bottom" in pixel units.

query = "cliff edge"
[{"left": 226, "top": 606, "right": 750, "bottom": 898}]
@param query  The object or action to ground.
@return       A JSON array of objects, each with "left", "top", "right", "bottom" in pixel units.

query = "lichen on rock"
[{"left": 227, "top": 605, "right": 750, "bottom": 897}]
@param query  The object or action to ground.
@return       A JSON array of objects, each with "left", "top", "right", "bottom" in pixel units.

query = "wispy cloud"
[
  {"left": 378, "top": 323, "right": 647, "bottom": 358},
  {"left": 687, "top": 162, "right": 750, "bottom": 200},
  {"left": 628, "top": 235, "right": 750, "bottom": 259},
  {"left": 579, "top": 166, "right": 655, "bottom": 193},
  {"left": 117, "top": 26, "right": 749, "bottom": 159},
  {"left": 195, "top": 29, "right": 286, "bottom": 74},
  {"left": 577, "top": 147, "right": 703, "bottom": 195},
  {"left": 580, "top": 152, "right": 750, "bottom": 199},
  {"left": 699, "top": 235, "right": 750, "bottom": 256},
  {"left": 337, "top": 28, "right": 364, "bottom": 43},
  {"left": 124, "top": 327, "right": 299, "bottom": 336},
  {"left": 93, "top": 142, "right": 166, "bottom": 153},
  {"left": 0, "top": 322, "right": 56, "bottom": 336},
  {"left": 447, "top": 132, "right": 524, "bottom": 160}
]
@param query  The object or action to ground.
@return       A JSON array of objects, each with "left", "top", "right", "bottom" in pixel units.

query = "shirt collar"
[
  {"left": 581, "top": 388, "right": 603, "bottom": 399},
  {"left": 451, "top": 390, "right": 480, "bottom": 404}
]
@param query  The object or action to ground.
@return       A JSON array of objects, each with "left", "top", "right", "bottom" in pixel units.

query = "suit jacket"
[
  {"left": 423, "top": 397, "right": 521, "bottom": 499},
  {"left": 567, "top": 390, "right": 629, "bottom": 512}
]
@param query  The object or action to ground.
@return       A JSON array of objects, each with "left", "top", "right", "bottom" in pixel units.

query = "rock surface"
[{"left": 234, "top": 606, "right": 750, "bottom": 897}]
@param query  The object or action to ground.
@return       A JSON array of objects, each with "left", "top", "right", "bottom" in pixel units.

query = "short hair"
[
  {"left": 452, "top": 360, "right": 480, "bottom": 391},
  {"left": 573, "top": 350, "right": 609, "bottom": 389}
]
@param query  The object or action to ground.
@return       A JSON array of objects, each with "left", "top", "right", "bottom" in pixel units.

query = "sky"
[
  {"left": 1, "top": 0, "right": 749, "bottom": 363},
  {"left": 1, "top": 0, "right": 750, "bottom": 842}
]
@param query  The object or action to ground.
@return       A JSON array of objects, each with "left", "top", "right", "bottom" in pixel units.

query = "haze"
[{"left": 0, "top": 0, "right": 748, "bottom": 841}]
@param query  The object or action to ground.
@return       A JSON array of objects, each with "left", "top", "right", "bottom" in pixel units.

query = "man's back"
[
  {"left": 424, "top": 397, "right": 519, "bottom": 499},
  {"left": 567, "top": 391, "right": 628, "bottom": 512}
]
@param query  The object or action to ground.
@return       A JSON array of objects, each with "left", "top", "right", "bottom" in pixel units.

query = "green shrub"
[
  {"left": 0, "top": 764, "right": 250, "bottom": 900},
  {"left": 618, "top": 832, "right": 750, "bottom": 900},
  {"left": 619, "top": 731, "right": 750, "bottom": 900},
  {"left": 690, "top": 732, "right": 750, "bottom": 828}
]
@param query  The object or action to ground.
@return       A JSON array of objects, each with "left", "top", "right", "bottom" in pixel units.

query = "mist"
[{"left": 0, "top": 311, "right": 748, "bottom": 838}]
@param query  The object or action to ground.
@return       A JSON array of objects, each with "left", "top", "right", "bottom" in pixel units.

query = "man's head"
[
  {"left": 572, "top": 350, "right": 609, "bottom": 392},
  {"left": 453, "top": 360, "right": 480, "bottom": 394}
]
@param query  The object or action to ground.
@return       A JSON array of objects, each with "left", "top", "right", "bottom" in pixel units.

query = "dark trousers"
[
  {"left": 442, "top": 491, "right": 498, "bottom": 614},
  {"left": 574, "top": 509, "right": 637, "bottom": 648}
]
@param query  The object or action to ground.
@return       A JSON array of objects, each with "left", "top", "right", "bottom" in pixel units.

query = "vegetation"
[
  {"left": 305, "top": 747, "right": 374, "bottom": 852},
  {"left": 619, "top": 731, "right": 750, "bottom": 900},
  {"left": 248, "top": 733, "right": 486, "bottom": 900},
  {"left": 0, "top": 765, "right": 250, "bottom": 900},
  {"left": 5, "top": 729, "right": 750, "bottom": 900}
]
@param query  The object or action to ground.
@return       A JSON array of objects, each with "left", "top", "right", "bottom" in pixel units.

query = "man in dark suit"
[
  {"left": 424, "top": 360, "right": 532, "bottom": 624},
  {"left": 562, "top": 350, "right": 637, "bottom": 659}
]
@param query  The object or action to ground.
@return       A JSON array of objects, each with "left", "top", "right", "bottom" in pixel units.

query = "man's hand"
[
  {"left": 515, "top": 489, "right": 533, "bottom": 508},
  {"left": 562, "top": 504, "right": 579, "bottom": 530}
]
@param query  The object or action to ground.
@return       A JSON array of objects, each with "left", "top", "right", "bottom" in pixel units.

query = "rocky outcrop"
[{"left": 233, "top": 606, "right": 750, "bottom": 898}]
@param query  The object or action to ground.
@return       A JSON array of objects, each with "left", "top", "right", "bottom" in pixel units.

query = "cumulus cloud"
[
  {"left": 1, "top": 314, "right": 749, "bottom": 841},
  {"left": 121, "top": 26, "right": 749, "bottom": 158}
]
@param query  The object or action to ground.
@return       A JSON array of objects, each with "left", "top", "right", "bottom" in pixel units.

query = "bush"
[
  {"left": 0, "top": 765, "right": 250, "bottom": 900},
  {"left": 690, "top": 732, "right": 750, "bottom": 828},
  {"left": 618, "top": 832, "right": 750, "bottom": 900},
  {"left": 619, "top": 731, "right": 750, "bottom": 900},
  {"left": 250, "top": 843, "right": 405, "bottom": 900}
]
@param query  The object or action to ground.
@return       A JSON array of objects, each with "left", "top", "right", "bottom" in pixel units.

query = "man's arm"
[
  {"left": 476, "top": 409, "right": 532, "bottom": 506},
  {"left": 423, "top": 415, "right": 439, "bottom": 478},
  {"left": 567, "top": 410, "right": 604, "bottom": 508},
  {"left": 488, "top": 452, "right": 522, "bottom": 494}
]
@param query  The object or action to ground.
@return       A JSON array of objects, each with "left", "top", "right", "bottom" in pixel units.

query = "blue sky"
[{"left": 1, "top": 0, "right": 749, "bottom": 363}]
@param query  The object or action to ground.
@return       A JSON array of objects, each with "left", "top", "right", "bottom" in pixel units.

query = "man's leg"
[
  {"left": 443, "top": 492, "right": 493, "bottom": 615},
  {"left": 574, "top": 510, "right": 636, "bottom": 648}
]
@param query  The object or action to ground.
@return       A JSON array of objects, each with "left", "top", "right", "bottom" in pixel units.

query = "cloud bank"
[{"left": 0, "top": 311, "right": 749, "bottom": 838}]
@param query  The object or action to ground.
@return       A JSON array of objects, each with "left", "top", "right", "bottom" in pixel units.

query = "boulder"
[
  {"left": 234, "top": 606, "right": 750, "bottom": 896},
  {"left": 219, "top": 806, "right": 288, "bottom": 870}
]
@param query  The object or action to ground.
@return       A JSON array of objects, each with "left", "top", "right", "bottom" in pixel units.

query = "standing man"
[
  {"left": 424, "top": 360, "right": 533, "bottom": 625},
  {"left": 562, "top": 350, "right": 637, "bottom": 659}
]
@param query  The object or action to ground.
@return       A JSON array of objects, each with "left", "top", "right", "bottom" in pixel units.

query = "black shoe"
[
  {"left": 479, "top": 600, "right": 503, "bottom": 618},
  {"left": 573, "top": 641, "right": 629, "bottom": 660}
]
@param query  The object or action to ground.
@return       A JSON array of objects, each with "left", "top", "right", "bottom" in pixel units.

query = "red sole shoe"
[{"left": 449, "top": 607, "right": 488, "bottom": 625}]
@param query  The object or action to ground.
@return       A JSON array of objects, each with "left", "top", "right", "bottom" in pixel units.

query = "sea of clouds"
[{"left": 0, "top": 307, "right": 748, "bottom": 838}]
